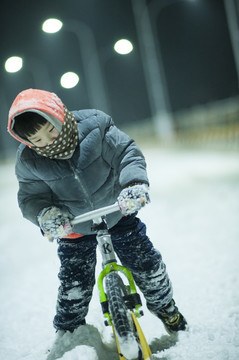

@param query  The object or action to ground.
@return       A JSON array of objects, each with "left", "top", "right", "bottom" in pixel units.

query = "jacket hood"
[{"left": 8, "top": 88, "right": 65, "bottom": 146}]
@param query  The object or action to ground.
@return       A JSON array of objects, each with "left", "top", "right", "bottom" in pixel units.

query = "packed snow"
[{"left": 0, "top": 147, "right": 239, "bottom": 360}]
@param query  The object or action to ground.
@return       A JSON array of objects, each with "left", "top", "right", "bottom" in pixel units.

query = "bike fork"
[{"left": 95, "top": 223, "right": 152, "bottom": 360}]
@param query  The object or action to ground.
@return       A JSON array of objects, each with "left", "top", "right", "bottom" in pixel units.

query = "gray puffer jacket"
[{"left": 15, "top": 109, "right": 149, "bottom": 235}]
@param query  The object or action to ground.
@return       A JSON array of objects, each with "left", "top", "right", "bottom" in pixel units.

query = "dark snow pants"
[{"left": 53, "top": 214, "right": 173, "bottom": 331}]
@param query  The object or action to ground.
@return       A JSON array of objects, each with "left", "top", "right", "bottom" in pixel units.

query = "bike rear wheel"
[{"left": 105, "top": 272, "right": 143, "bottom": 360}]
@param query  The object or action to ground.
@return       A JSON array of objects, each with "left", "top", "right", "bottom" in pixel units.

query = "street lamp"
[
  {"left": 4, "top": 55, "right": 53, "bottom": 90},
  {"left": 0, "top": 90, "right": 18, "bottom": 160},
  {"left": 224, "top": 0, "right": 239, "bottom": 87},
  {"left": 114, "top": 39, "right": 134, "bottom": 55},
  {"left": 42, "top": 18, "right": 63, "bottom": 33},
  {"left": 60, "top": 72, "right": 79, "bottom": 89},
  {"left": 131, "top": 0, "right": 175, "bottom": 139},
  {"left": 131, "top": 0, "right": 202, "bottom": 139},
  {"left": 42, "top": 18, "right": 110, "bottom": 113},
  {"left": 5, "top": 56, "right": 23, "bottom": 73}
]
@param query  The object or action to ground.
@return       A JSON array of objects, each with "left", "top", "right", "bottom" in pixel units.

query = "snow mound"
[
  {"left": 59, "top": 345, "right": 98, "bottom": 360},
  {"left": 117, "top": 333, "right": 139, "bottom": 360},
  {"left": 47, "top": 324, "right": 119, "bottom": 360}
]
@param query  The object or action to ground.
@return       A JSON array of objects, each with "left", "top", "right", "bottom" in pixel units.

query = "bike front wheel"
[{"left": 105, "top": 272, "right": 142, "bottom": 360}]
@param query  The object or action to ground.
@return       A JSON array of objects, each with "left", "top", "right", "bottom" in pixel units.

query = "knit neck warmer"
[{"left": 32, "top": 108, "right": 78, "bottom": 160}]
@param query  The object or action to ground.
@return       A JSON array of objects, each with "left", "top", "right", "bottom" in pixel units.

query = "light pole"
[
  {"left": 5, "top": 55, "right": 53, "bottom": 91},
  {"left": 27, "top": 56, "right": 53, "bottom": 91},
  {"left": 42, "top": 18, "right": 111, "bottom": 113},
  {"left": 131, "top": 0, "right": 178, "bottom": 140},
  {"left": 0, "top": 90, "right": 17, "bottom": 160},
  {"left": 224, "top": 0, "right": 239, "bottom": 87}
]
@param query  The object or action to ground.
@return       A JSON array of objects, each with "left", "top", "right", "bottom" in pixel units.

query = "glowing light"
[
  {"left": 5, "top": 56, "right": 23, "bottom": 73},
  {"left": 114, "top": 39, "right": 133, "bottom": 55},
  {"left": 42, "top": 18, "right": 63, "bottom": 33},
  {"left": 60, "top": 72, "right": 79, "bottom": 89}
]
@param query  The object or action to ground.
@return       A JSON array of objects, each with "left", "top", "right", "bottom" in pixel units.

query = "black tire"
[{"left": 105, "top": 272, "right": 143, "bottom": 360}]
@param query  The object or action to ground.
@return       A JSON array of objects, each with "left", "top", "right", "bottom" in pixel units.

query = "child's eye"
[{"left": 49, "top": 126, "right": 55, "bottom": 133}]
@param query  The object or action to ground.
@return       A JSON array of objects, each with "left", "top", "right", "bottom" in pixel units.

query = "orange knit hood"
[{"left": 8, "top": 88, "right": 65, "bottom": 147}]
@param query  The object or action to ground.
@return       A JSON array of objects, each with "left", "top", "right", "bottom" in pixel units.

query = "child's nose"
[{"left": 47, "top": 135, "right": 57, "bottom": 145}]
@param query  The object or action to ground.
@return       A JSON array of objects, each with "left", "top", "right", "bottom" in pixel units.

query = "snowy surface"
[{"left": 0, "top": 148, "right": 239, "bottom": 360}]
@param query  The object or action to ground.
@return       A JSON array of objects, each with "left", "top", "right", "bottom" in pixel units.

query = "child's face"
[{"left": 27, "top": 122, "right": 60, "bottom": 147}]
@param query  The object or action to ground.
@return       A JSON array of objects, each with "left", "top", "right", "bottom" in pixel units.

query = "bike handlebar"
[{"left": 71, "top": 202, "right": 120, "bottom": 225}]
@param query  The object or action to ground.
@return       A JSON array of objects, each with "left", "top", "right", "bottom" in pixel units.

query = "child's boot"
[{"left": 156, "top": 299, "right": 188, "bottom": 334}]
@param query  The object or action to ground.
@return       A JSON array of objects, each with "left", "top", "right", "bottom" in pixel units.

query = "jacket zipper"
[{"left": 68, "top": 160, "right": 94, "bottom": 210}]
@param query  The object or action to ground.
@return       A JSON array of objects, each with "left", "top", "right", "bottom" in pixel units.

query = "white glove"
[
  {"left": 117, "top": 184, "right": 150, "bottom": 215},
  {"left": 38, "top": 207, "right": 73, "bottom": 241}
]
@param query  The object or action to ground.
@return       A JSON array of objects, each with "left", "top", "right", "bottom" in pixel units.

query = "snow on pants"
[{"left": 53, "top": 214, "right": 173, "bottom": 331}]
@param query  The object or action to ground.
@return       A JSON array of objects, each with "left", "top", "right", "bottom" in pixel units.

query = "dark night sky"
[
  {"left": 0, "top": 0, "right": 238, "bottom": 134},
  {"left": 156, "top": 0, "right": 239, "bottom": 111}
]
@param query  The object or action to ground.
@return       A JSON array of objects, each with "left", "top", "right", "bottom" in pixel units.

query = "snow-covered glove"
[
  {"left": 117, "top": 184, "right": 150, "bottom": 215},
  {"left": 38, "top": 207, "right": 73, "bottom": 241}
]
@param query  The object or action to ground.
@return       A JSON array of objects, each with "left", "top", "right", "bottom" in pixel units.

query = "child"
[{"left": 8, "top": 88, "right": 187, "bottom": 335}]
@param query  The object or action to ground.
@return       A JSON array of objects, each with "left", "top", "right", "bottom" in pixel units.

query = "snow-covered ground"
[{"left": 0, "top": 148, "right": 239, "bottom": 360}]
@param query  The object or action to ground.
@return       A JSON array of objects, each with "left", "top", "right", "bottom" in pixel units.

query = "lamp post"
[
  {"left": 0, "top": 90, "right": 17, "bottom": 160},
  {"left": 131, "top": 0, "right": 177, "bottom": 140},
  {"left": 224, "top": 0, "right": 239, "bottom": 87},
  {"left": 42, "top": 18, "right": 111, "bottom": 113},
  {"left": 5, "top": 55, "right": 53, "bottom": 91},
  {"left": 27, "top": 56, "right": 53, "bottom": 91}
]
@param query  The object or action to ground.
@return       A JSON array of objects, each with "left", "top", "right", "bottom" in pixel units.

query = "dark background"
[{"left": 0, "top": 0, "right": 238, "bottom": 157}]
